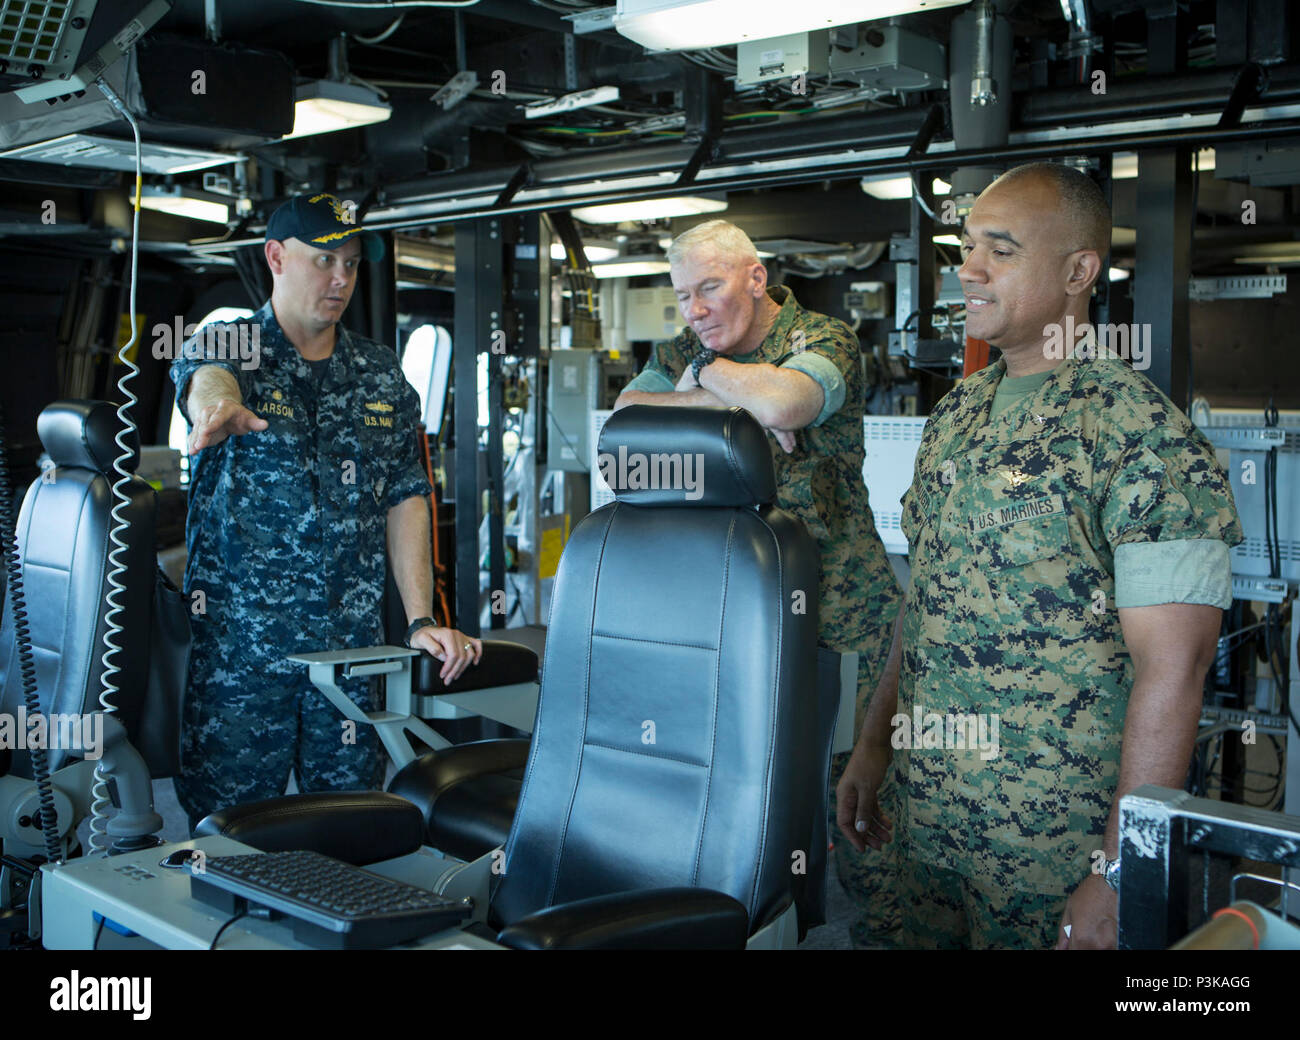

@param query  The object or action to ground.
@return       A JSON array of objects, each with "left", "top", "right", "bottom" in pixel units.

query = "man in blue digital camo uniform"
[
  {"left": 614, "top": 219, "right": 904, "bottom": 947},
  {"left": 171, "top": 193, "right": 481, "bottom": 830},
  {"left": 837, "top": 163, "right": 1242, "bottom": 949}
]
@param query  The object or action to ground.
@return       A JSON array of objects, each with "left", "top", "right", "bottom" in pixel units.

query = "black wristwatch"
[
  {"left": 690, "top": 348, "right": 718, "bottom": 385},
  {"left": 404, "top": 616, "right": 437, "bottom": 647}
]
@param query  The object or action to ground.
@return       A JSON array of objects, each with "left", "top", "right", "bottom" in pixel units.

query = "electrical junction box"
[
  {"left": 625, "top": 286, "right": 681, "bottom": 341},
  {"left": 737, "top": 31, "right": 828, "bottom": 87},
  {"left": 547, "top": 352, "right": 635, "bottom": 472},
  {"left": 829, "top": 24, "right": 946, "bottom": 93}
]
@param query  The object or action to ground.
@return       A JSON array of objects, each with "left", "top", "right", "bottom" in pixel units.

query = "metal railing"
[{"left": 1118, "top": 785, "right": 1300, "bottom": 949}]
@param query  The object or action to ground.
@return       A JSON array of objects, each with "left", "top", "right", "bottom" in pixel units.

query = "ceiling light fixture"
[
  {"left": 612, "top": 0, "right": 968, "bottom": 51},
  {"left": 551, "top": 240, "right": 621, "bottom": 262},
  {"left": 1112, "top": 149, "right": 1215, "bottom": 179},
  {"left": 590, "top": 256, "right": 672, "bottom": 278},
  {"left": 571, "top": 195, "right": 727, "bottom": 224},
  {"left": 861, "top": 174, "right": 953, "bottom": 200},
  {"left": 139, "top": 184, "right": 230, "bottom": 224},
  {"left": 0, "top": 133, "right": 234, "bottom": 174},
  {"left": 282, "top": 80, "right": 391, "bottom": 140}
]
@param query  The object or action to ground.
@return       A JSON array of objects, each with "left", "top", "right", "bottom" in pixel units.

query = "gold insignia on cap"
[{"left": 311, "top": 228, "right": 361, "bottom": 245}]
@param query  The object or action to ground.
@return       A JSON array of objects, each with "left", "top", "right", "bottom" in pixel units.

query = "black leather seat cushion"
[{"left": 388, "top": 739, "right": 529, "bottom": 862}]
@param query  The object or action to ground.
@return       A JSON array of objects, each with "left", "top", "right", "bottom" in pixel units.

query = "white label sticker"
[{"left": 114, "top": 19, "right": 146, "bottom": 50}]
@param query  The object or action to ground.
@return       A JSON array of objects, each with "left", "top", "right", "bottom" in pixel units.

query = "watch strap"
[
  {"left": 404, "top": 616, "right": 437, "bottom": 647},
  {"left": 691, "top": 348, "right": 718, "bottom": 385}
]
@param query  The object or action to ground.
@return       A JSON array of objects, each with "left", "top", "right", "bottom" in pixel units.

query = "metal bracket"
[
  {"left": 432, "top": 70, "right": 479, "bottom": 111},
  {"left": 1231, "top": 573, "right": 1291, "bottom": 603},
  {"left": 563, "top": 6, "right": 617, "bottom": 35},
  {"left": 563, "top": 33, "right": 577, "bottom": 92},
  {"left": 1218, "top": 61, "right": 1268, "bottom": 129},
  {"left": 494, "top": 162, "right": 533, "bottom": 209},
  {"left": 1202, "top": 425, "right": 1287, "bottom": 450},
  {"left": 1189, "top": 273, "right": 1287, "bottom": 301},
  {"left": 675, "top": 135, "right": 718, "bottom": 187},
  {"left": 905, "top": 103, "right": 944, "bottom": 162}
]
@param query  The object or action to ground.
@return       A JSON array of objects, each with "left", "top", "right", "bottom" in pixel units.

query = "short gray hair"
[{"left": 665, "top": 219, "right": 760, "bottom": 268}]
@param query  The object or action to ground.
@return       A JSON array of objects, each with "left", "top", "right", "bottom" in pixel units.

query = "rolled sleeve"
[
  {"left": 1114, "top": 539, "right": 1233, "bottom": 609},
  {"left": 781, "top": 351, "right": 846, "bottom": 426},
  {"left": 621, "top": 367, "right": 676, "bottom": 395}
]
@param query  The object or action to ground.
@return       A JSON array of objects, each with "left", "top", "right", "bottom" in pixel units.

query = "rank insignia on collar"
[
  {"left": 1032, "top": 414, "right": 1046, "bottom": 425},
  {"left": 999, "top": 468, "right": 1030, "bottom": 488}
]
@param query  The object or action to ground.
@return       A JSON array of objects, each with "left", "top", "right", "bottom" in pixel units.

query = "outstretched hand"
[{"left": 188, "top": 398, "right": 268, "bottom": 454}]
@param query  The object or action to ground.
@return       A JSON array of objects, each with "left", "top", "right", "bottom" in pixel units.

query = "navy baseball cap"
[{"left": 265, "top": 192, "right": 385, "bottom": 261}]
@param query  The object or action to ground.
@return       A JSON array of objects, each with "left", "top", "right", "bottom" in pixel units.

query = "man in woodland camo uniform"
[
  {"left": 614, "top": 219, "right": 903, "bottom": 947},
  {"left": 837, "top": 163, "right": 1241, "bottom": 949}
]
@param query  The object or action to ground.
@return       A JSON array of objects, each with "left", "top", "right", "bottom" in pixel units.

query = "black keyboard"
[{"left": 190, "top": 850, "right": 469, "bottom": 949}]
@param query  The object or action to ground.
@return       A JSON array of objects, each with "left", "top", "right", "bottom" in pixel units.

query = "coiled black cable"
[{"left": 0, "top": 403, "right": 63, "bottom": 862}]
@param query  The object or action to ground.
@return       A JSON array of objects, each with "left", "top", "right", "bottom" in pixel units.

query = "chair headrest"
[
  {"left": 37, "top": 400, "right": 140, "bottom": 475},
  {"left": 597, "top": 406, "right": 776, "bottom": 508}
]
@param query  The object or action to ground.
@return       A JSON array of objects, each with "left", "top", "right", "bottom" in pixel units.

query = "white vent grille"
[{"left": 0, "top": 0, "right": 93, "bottom": 76}]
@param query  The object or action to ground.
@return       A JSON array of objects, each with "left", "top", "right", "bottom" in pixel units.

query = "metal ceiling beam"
[{"left": 360, "top": 112, "right": 1300, "bottom": 229}]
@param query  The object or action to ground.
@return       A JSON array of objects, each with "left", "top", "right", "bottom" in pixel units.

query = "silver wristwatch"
[{"left": 1101, "top": 855, "right": 1121, "bottom": 892}]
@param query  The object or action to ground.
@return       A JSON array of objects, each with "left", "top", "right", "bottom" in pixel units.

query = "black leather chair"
[
  {"left": 200, "top": 406, "right": 837, "bottom": 948},
  {"left": 0, "top": 401, "right": 157, "bottom": 856},
  {"left": 488, "top": 405, "right": 829, "bottom": 948}
]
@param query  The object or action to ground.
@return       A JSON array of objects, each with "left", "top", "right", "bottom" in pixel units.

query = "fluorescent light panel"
[
  {"left": 571, "top": 195, "right": 727, "bottom": 224},
  {"left": 591, "top": 257, "right": 671, "bottom": 278},
  {"left": 613, "top": 0, "right": 968, "bottom": 51},
  {"left": 550, "top": 240, "right": 620, "bottom": 261},
  {"left": 1113, "top": 149, "right": 1215, "bottom": 179},
  {"left": 139, "top": 186, "right": 230, "bottom": 224},
  {"left": 861, "top": 175, "right": 952, "bottom": 200}
]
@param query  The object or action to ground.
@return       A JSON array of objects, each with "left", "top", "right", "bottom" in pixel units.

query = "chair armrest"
[
  {"left": 389, "top": 738, "right": 530, "bottom": 800},
  {"left": 414, "top": 639, "right": 538, "bottom": 695},
  {"left": 496, "top": 888, "right": 749, "bottom": 950},
  {"left": 195, "top": 792, "right": 423, "bottom": 866}
]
